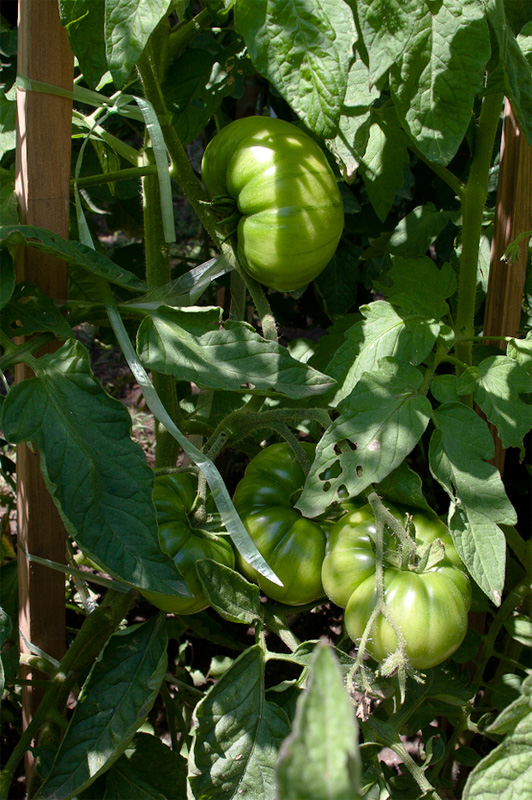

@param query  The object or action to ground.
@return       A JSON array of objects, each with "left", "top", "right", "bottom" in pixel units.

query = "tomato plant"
[
  {"left": 232, "top": 443, "right": 327, "bottom": 605},
  {"left": 201, "top": 116, "right": 344, "bottom": 291},
  {"left": 141, "top": 472, "right": 235, "bottom": 615},
  {"left": 323, "top": 505, "right": 471, "bottom": 669},
  {"left": 1, "top": 2, "right": 531, "bottom": 800}
]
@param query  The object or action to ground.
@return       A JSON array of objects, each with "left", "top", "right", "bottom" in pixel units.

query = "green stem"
[
  {"left": 429, "top": 706, "right": 470, "bottom": 782},
  {"left": 0, "top": 590, "right": 135, "bottom": 800},
  {"left": 241, "top": 270, "right": 278, "bottom": 342},
  {"left": 472, "top": 578, "right": 532, "bottom": 687},
  {"left": 203, "top": 407, "right": 332, "bottom": 462},
  {"left": 154, "top": 7, "right": 213, "bottom": 83},
  {"left": 169, "top": 8, "right": 213, "bottom": 52},
  {"left": 72, "top": 164, "right": 158, "bottom": 188},
  {"left": 159, "top": 680, "right": 180, "bottom": 751},
  {"left": 408, "top": 142, "right": 465, "bottom": 200},
  {"left": 455, "top": 92, "right": 504, "bottom": 370},
  {"left": 136, "top": 51, "right": 218, "bottom": 240},
  {"left": 72, "top": 111, "right": 140, "bottom": 166},
  {"left": 142, "top": 146, "right": 180, "bottom": 468},
  {"left": 262, "top": 608, "right": 301, "bottom": 653},
  {"left": 136, "top": 49, "right": 279, "bottom": 343},
  {"left": 390, "top": 741, "right": 442, "bottom": 800}
]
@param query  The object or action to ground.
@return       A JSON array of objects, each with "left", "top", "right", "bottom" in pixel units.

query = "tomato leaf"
[
  {"left": 235, "top": 0, "right": 355, "bottom": 137},
  {"left": 429, "top": 403, "right": 517, "bottom": 605},
  {"left": 328, "top": 300, "right": 441, "bottom": 405},
  {"left": 195, "top": 560, "right": 263, "bottom": 626},
  {"left": 504, "top": 616, "right": 532, "bottom": 649},
  {"left": 276, "top": 643, "right": 362, "bottom": 800},
  {"left": 297, "top": 358, "right": 432, "bottom": 516},
  {"left": 388, "top": 0, "right": 491, "bottom": 164},
  {"left": 36, "top": 616, "right": 168, "bottom": 800},
  {"left": 98, "top": 732, "right": 187, "bottom": 800},
  {"left": 314, "top": 241, "right": 362, "bottom": 319},
  {"left": 358, "top": 104, "right": 410, "bottom": 222},
  {"left": 355, "top": 0, "right": 424, "bottom": 84},
  {"left": 381, "top": 255, "right": 456, "bottom": 311},
  {"left": 59, "top": 0, "right": 108, "bottom": 89},
  {"left": 457, "top": 356, "right": 532, "bottom": 449},
  {"left": 189, "top": 645, "right": 291, "bottom": 800},
  {"left": 365, "top": 204, "right": 456, "bottom": 262},
  {"left": 325, "top": 56, "right": 376, "bottom": 180},
  {"left": 0, "top": 339, "right": 190, "bottom": 597},
  {"left": 486, "top": 0, "right": 532, "bottom": 147},
  {"left": 507, "top": 332, "right": 532, "bottom": 376},
  {"left": 1, "top": 282, "right": 73, "bottom": 340},
  {"left": 375, "top": 462, "right": 433, "bottom": 513},
  {"left": 137, "top": 307, "right": 335, "bottom": 398},
  {"left": 0, "top": 247, "right": 15, "bottom": 311},
  {"left": 0, "top": 225, "right": 146, "bottom": 291},
  {"left": 0, "top": 167, "right": 17, "bottom": 227},
  {"left": 161, "top": 40, "right": 252, "bottom": 146},
  {"left": 0, "top": 87, "right": 17, "bottom": 159},
  {"left": 462, "top": 675, "right": 532, "bottom": 799},
  {"left": 104, "top": 0, "right": 175, "bottom": 88}
]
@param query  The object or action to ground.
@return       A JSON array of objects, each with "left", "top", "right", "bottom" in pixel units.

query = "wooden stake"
[
  {"left": 14, "top": 0, "right": 73, "bottom": 764},
  {"left": 483, "top": 100, "right": 532, "bottom": 472}
]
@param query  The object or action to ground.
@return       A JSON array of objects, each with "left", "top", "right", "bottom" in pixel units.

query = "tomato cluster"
[
  {"left": 143, "top": 446, "right": 471, "bottom": 670},
  {"left": 322, "top": 505, "right": 472, "bottom": 669},
  {"left": 201, "top": 116, "right": 344, "bottom": 292}
]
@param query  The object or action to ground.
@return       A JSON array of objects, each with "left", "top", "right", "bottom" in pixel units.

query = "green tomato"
[
  {"left": 141, "top": 472, "right": 234, "bottom": 615},
  {"left": 232, "top": 443, "right": 327, "bottom": 605},
  {"left": 322, "top": 504, "right": 389, "bottom": 609},
  {"left": 201, "top": 116, "right": 344, "bottom": 292},
  {"left": 323, "top": 506, "right": 471, "bottom": 669}
]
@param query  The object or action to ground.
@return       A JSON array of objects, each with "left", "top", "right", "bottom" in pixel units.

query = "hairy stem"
[
  {"left": 142, "top": 145, "right": 180, "bottom": 468},
  {"left": 136, "top": 49, "right": 279, "bottom": 342},
  {"left": 455, "top": 92, "right": 504, "bottom": 370},
  {"left": 0, "top": 590, "right": 135, "bottom": 800},
  {"left": 472, "top": 578, "right": 532, "bottom": 687},
  {"left": 408, "top": 142, "right": 465, "bottom": 200}
]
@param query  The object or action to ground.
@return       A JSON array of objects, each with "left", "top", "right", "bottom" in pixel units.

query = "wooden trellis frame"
[
  {"left": 483, "top": 100, "right": 532, "bottom": 472},
  {"left": 14, "top": 0, "right": 73, "bottom": 773}
]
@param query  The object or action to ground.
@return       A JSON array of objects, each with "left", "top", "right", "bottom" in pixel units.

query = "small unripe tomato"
[
  {"left": 232, "top": 443, "right": 327, "bottom": 605},
  {"left": 141, "top": 472, "right": 234, "bottom": 615}
]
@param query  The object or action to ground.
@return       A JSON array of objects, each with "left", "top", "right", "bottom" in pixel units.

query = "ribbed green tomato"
[
  {"left": 201, "top": 116, "right": 344, "bottom": 292},
  {"left": 321, "top": 504, "right": 398, "bottom": 609},
  {"left": 323, "top": 506, "right": 471, "bottom": 669},
  {"left": 141, "top": 472, "right": 234, "bottom": 615},
  {"left": 232, "top": 443, "right": 327, "bottom": 605}
]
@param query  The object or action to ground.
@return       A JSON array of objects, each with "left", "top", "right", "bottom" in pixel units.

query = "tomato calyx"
[
  {"left": 414, "top": 537, "right": 447, "bottom": 571},
  {"left": 384, "top": 534, "right": 447, "bottom": 574},
  {"left": 209, "top": 194, "right": 238, "bottom": 215}
]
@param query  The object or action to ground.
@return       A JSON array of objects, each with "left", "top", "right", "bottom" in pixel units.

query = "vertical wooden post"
[
  {"left": 483, "top": 100, "right": 532, "bottom": 472},
  {"left": 14, "top": 0, "right": 73, "bottom": 762}
]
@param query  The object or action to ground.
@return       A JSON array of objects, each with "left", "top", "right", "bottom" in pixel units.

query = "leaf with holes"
[{"left": 297, "top": 358, "right": 432, "bottom": 517}]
